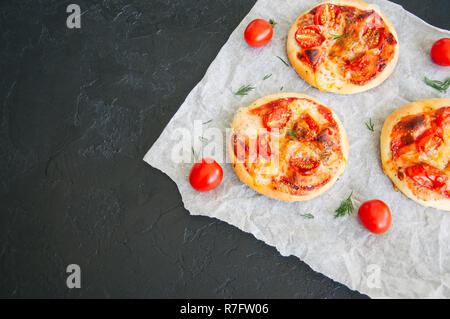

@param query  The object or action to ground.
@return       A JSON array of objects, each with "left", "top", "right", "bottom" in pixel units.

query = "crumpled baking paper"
[{"left": 144, "top": 0, "right": 450, "bottom": 298}]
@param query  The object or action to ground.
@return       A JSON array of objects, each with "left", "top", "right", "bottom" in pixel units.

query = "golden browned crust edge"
[
  {"left": 286, "top": 0, "right": 399, "bottom": 94},
  {"left": 229, "top": 92, "right": 349, "bottom": 202},
  {"left": 380, "top": 98, "right": 450, "bottom": 211}
]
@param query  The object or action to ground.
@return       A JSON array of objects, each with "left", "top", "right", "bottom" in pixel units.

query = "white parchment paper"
[{"left": 144, "top": 0, "right": 450, "bottom": 298}]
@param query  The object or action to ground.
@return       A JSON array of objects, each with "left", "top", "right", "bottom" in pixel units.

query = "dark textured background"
[{"left": 0, "top": 0, "right": 448, "bottom": 298}]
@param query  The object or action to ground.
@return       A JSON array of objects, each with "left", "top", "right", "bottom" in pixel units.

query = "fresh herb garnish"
[
  {"left": 365, "top": 118, "right": 374, "bottom": 132},
  {"left": 235, "top": 84, "right": 255, "bottom": 96},
  {"left": 269, "top": 19, "right": 278, "bottom": 27},
  {"left": 192, "top": 147, "right": 199, "bottom": 161},
  {"left": 263, "top": 74, "right": 272, "bottom": 80},
  {"left": 424, "top": 76, "right": 450, "bottom": 93},
  {"left": 334, "top": 191, "right": 354, "bottom": 218},
  {"left": 301, "top": 213, "right": 314, "bottom": 219},
  {"left": 280, "top": 86, "right": 284, "bottom": 91},
  {"left": 330, "top": 33, "right": 348, "bottom": 40},
  {"left": 198, "top": 136, "right": 208, "bottom": 142},
  {"left": 202, "top": 119, "right": 212, "bottom": 125},
  {"left": 287, "top": 128, "right": 298, "bottom": 138},
  {"left": 277, "top": 56, "right": 289, "bottom": 67}
]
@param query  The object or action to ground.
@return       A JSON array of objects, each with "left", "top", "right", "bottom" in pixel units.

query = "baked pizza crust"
[
  {"left": 380, "top": 98, "right": 450, "bottom": 211},
  {"left": 286, "top": 0, "right": 399, "bottom": 94},
  {"left": 229, "top": 92, "right": 349, "bottom": 202}
]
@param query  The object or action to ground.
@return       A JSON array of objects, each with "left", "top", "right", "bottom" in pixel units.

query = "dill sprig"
[
  {"left": 202, "top": 119, "right": 212, "bottom": 125},
  {"left": 277, "top": 56, "right": 289, "bottom": 67},
  {"left": 424, "top": 77, "right": 450, "bottom": 93},
  {"left": 334, "top": 191, "right": 354, "bottom": 218},
  {"left": 235, "top": 84, "right": 255, "bottom": 96},
  {"left": 198, "top": 136, "right": 208, "bottom": 142},
  {"left": 263, "top": 74, "right": 272, "bottom": 80},
  {"left": 301, "top": 213, "right": 314, "bottom": 219},
  {"left": 365, "top": 118, "right": 374, "bottom": 132},
  {"left": 191, "top": 147, "right": 199, "bottom": 162},
  {"left": 287, "top": 128, "right": 298, "bottom": 138},
  {"left": 330, "top": 33, "right": 348, "bottom": 40}
]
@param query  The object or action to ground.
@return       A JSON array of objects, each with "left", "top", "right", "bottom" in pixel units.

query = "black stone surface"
[{"left": 0, "top": 0, "right": 448, "bottom": 299}]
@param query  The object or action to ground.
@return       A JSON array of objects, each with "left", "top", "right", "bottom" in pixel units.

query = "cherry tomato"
[
  {"left": 358, "top": 200, "right": 392, "bottom": 234},
  {"left": 345, "top": 52, "right": 378, "bottom": 84},
  {"left": 263, "top": 105, "right": 292, "bottom": 129},
  {"left": 415, "top": 129, "right": 443, "bottom": 154},
  {"left": 189, "top": 158, "right": 223, "bottom": 192},
  {"left": 364, "top": 12, "right": 383, "bottom": 29},
  {"left": 345, "top": 53, "right": 370, "bottom": 71},
  {"left": 244, "top": 19, "right": 273, "bottom": 47},
  {"left": 302, "top": 113, "right": 319, "bottom": 132},
  {"left": 314, "top": 4, "right": 339, "bottom": 25},
  {"left": 430, "top": 38, "right": 450, "bottom": 66},
  {"left": 390, "top": 133, "right": 414, "bottom": 159},
  {"left": 405, "top": 164, "right": 447, "bottom": 190},
  {"left": 289, "top": 157, "right": 320, "bottom": 176},
  {"left": 436, "top": 107, "right": 450, "bottom": 127},
  {"left": 317, "top": 104, "right": 336, "bottom": 125},
  {"left": 362, "top": 27, "right": 385, "bottom": 50},
  {"left": 295, "top": 25, "right": 325, "bottom": 49}
]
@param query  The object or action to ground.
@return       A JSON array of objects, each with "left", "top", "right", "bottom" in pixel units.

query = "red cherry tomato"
[
  {"left": 415, "top": 129, "right": 443, "bottom": 154},
  {"left": 345, "top": 55, "right": 368, "bottom": 71},
  {"left": 289, "top": 157, "right": 320, "bottom": 176},
  {"left": 358, "top": 200, "right": 392, "bottom": 234},
  {"left": 436, "top": 107, "right": 450, "bottom": 127},
  {"left": 362, "top": 27, "right": 385, "bottom": 50},
  {"left": 244, "top": 19, "right": 273, "bottom": 47},
  {"left": 430, "top": 38, "right": 450, "bottom": 66},
  {"left": 302, "top": 113, "right": 320, "bottom": 134},
  {"left": 295, "top": 25, "right": 325, "bottom": 49},
  {"left": 189, "top": 158, "right": 223, "bottom": 192},
  {"left": 405, "top": 164, "right": 447, "bottom": 190},
  {"left": 262, "top": 105, "right": 292, "bottom": 129},
  {"left": 314, "top": 4, "right": 339, "bottom": 25}
]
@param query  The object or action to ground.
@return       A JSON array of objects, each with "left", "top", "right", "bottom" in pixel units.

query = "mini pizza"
[
  {"left": 287, "top": 0, "right": 399, "bottom": 94},
  {"left": 381, "top": 99, "right": 450, "bottom": 211},
  {"left": 229, "top": 93, "right": 349, "bottom": 202}
]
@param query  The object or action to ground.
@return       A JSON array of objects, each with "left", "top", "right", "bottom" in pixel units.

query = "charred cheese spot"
[
  {"left": 316, "top": 125, "right": 339, "bottom": 152},
  {"left": 304, "top": 48, "right": 321, "bottom": 66},
  {"left": 396, "top": 115, "right": 427, "bottom": 134}
]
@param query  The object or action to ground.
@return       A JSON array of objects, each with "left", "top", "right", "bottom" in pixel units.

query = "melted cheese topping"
[{"left": 315, "top": 58, "right": 345, "bottom": 91}]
